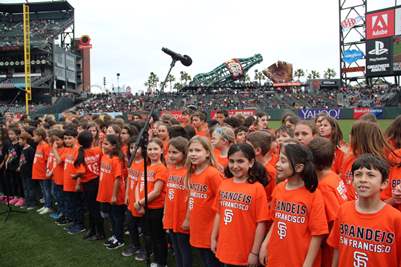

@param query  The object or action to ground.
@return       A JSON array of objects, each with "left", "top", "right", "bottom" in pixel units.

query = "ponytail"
[
  {"left": 74, "top": 146, "right": 85, "bottom": 168},
  {"left": 74, "top": 130, "right": 94, "bottom": 167},
  {"left": 283, "top": 144, "right": 318, "bottom": 193}
]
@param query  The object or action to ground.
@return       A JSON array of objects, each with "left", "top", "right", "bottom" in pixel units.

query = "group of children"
[{"left": 0, "top": 109, "right": 401, "bottom": 267}]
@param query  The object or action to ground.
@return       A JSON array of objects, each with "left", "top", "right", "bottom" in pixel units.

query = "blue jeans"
[
  {"left": 39, "top": 180, "right": 52, "bottom": 208},
  {"left": 197, "top": 248, "right": 222, "bottom": 267},
  {"left": 52, "top": 183, "right": 65, "bottom": 214},
  {"left": 169, "top": 232, "right": 192, "bottom": 267},
  {"left": 21, "top": 176, "right": 35, "bottom": 207}
]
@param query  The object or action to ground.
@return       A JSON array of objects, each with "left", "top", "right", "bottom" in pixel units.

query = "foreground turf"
[{"left": 0, "top": 204, "right": 202, "bottom": 267}]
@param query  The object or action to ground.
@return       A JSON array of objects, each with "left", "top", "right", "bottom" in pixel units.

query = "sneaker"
[
  {"left": 104, "top": 236, "right": 116, "bottom": 246},
  {"left": 9, "top": 197, "right": 19, "bottom": 205},
  {"left": 39, "top": 207, "right": 53, "bottom": 215},
  {"left": 134, "top": 250, "right": 146, "bottom": 262},
  {"left": 15, "top": 198, "right": 25, "bottom": 207},
  {"left": 121, "top": 245, "right": 138, "bottom": 257},
  {"left": 0, "top": 195, "right": 6, "bottom": 202},
  {"left": 26, "top": 206, "right": 35, "bottom": 211},
  {"left": 86, "top": 233, "right": 105, "bottom": 241},
  {"left": 150, "top": 263, "right": 167, "bottom": 267},
  {"left": 39, "top": 198, "right": 45, "bottom": 204},
  {"left": 106, "top": 239, "right": 125, "bottom": 250},
  {"left": 56, "top": 217, "right": 73, "bottom": 226},
  {"left": 50, "top": 212, "right": 62, "bottom": 220},
  {"left": 67, "top": 225, "right": 87, "bottom": 235},
  {"left": 36, "top": 206, "right": 45, "bottom": 213}
]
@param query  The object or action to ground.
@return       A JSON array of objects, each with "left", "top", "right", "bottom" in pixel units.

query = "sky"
[{"left": 1, "top": 0, "right": 398, "bottom": 93}]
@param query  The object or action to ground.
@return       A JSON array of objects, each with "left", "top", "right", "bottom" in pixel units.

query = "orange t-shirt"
[
  {"left": 46, "top": 147, "right": 66, "bottom": 185},
  {"left": 327, "top": 201, "right": 401, "bottom": 267},
  {"left": 318, "top": 170, "right": 348, "bottom": 267},
  {"left": 96, "top": 154, "right": 125, "bottom": 205},
  {"left": 63, "top": 146, "right": 79, "bottom": 192},
  {"left": 332, "top": 146, "right": 345, "bottom": 174},
  {"left": 138, "top": 163, "right": 168, "bottom": 209},
  {"left": 32, "top": 141, "right": 50, "bottom": 180},
  {"left": 189, "top": 165, "right": 223, "bottom": 248},
  {"left": 267, "top": 181, "right": 329, "bottom": 267},
  {"left": 381, "top": 149, "right": 401, "bottom": 211},
  {"left": 268, "top": 152, "right": 279, "bottom": 168},
  {"left": 339, "top": 153, "right": 357, "bottom": 200},
  {"left": 163, "top": 166, "right": 188, "bottom": 233},
  {"left": 74, "top": 146, "right": 102, "bottom": 184},
  {"left": 195, "top": 126, "right": 209, "bottom": 138},
  {"left": 127, "top": 160, "right": 144, "bottom": 216},
  {"left": 214, "top": 179, "right": 269, "bottom": 265},
  {"left": 213, "top": 148, "right": 228, "bottom": 173},
  {"left": 264, "top": 162, "right": 277, "bottom": 204}
]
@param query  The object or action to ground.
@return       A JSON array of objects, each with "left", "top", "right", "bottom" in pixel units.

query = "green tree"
[
  {"left": 173, "top": 82, "right": 183, "bottom": 91},
  {"left": 323, "top": 68, "right": 336, "bottom": 79},
  {"left": 166, "top": 74, "right": 175, "bottom": 91},
  {"left": 144, "top": 72, "right": 159, "bottom": 92},
  {"left": 294, "top": 69, "right": 305, "bottom": 81},
  {"left": 254, "top": 69, "right": 266, "bottom": 84},
  {"left": 307, "top": 70, "right": 320, "bottom": 80},
  {"left": 180, "top": 71, "right": 192, "bottom": 85}
]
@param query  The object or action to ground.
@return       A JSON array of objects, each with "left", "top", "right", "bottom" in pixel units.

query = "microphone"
[{"left": 162, "top": 47, "right": 192, "bottom": 66}]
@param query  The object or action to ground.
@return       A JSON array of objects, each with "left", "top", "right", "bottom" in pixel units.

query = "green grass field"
[{"left": 0, "top": 119, "right": 394, "bottom": 267}]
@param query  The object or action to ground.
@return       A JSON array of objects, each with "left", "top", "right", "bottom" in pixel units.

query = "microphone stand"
[
  {"left": 133, "top": 57, "right": 177, "bottom": 267},
  {"left": 0, "top": 89, "right": 26, "bottom": 222}
]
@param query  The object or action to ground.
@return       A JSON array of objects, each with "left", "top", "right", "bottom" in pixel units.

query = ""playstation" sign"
[{"left": 366, "top": 37, "right": 393, "bottom": 76}]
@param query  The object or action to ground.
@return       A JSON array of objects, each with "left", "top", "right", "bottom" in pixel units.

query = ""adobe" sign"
[{"left": 366, "top": 9, "right": 395, "bottom": 40}]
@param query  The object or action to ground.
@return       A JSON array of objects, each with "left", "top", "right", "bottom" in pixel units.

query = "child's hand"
[
  {"left": 138, "top": 207, "right": 145, "bottom": 214},
  {"left": 181, "top": 218, "right": 190, "bottom": 231},
  {"left": 75, "top": 183, "right": 81, "bottom": 192},
  {"left": 111, "top": 195, "right": 116, "bottom": 205},
  {"left": 259, "top": 244, "right": 267, "bottom": 265},
  {"left": 210, "top": 238, "right": 217, "bottom": 254},
  {"left": 248, "top": 252, "right": 259, "bottom": 267}
]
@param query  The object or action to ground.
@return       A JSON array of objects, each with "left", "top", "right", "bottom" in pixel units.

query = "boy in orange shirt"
[
  {"left": 327, "top": 154, "right": 401, "bottom": 267},
  {"left": 308, "top": 137, "right": 348, "bottom": 267},
  {"left": 191, "top": 111, "right": 209, "bottom": 138},
  {"left": 382, "top": 148, "right": 401, "bottom": 211}
]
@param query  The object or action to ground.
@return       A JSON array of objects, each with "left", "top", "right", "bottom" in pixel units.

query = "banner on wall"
[
  {"left": 353, "top": 107, "right": 384, "bottom": 119},
  {"left": 160, "top": 110, "right": 186, "bottom": 122},
  {"left": 298, "top": 108, "right": 341, "bottom": 119},
  {"left": 210, "top": 109, "right": 256, "bottom": 119}
]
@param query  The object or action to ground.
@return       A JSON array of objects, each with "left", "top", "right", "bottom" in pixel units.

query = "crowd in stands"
[{"left": 72, "top": 85, "right": 400, "bottom": 114}]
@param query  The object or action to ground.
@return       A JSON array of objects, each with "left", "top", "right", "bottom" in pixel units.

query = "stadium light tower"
[{"left": 116, "top": 73, "right": 120, "bottom": 93}]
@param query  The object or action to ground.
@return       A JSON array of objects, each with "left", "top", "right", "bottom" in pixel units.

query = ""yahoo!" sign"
[{"left": 298, "top": 108, "right": 341, "bottom": 120}]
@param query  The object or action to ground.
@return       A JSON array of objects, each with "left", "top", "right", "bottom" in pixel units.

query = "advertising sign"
[
  {"left": 298, "top": 108, "right": 341, "bottom": 120},
  {"left": 341, "top": 16, "right": 364, "bottom": 31},
  {"left": 353, "top": 108, "right": 383, "bottom": 119},
  {"left": 211, "top": 109, "right": 256, "bottom": 119},
  {"left": 160, "top": 110, "right": 186, "bottom": 122},
  {"left": 395, "top": 8, "right": 401, "bottom": 35},
  {"left": 366, "top": 37, "right": 393, "bottom": 76},
  {"left": 393, "top": 35, "right": 401, "bottom": 72},
  {"left": 366, "top": 9, "right": 395, "bottom": 40},
  {"left": 342, "top": 49, "right": 364, "bottom": 63}
]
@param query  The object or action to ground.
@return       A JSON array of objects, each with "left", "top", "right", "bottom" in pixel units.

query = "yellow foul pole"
[{"left": 23, "top": 4, "right": 31, "bottom": 115}]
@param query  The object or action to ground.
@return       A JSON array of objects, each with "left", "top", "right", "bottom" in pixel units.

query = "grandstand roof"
[{"left": 0, "top": 1, "right": 73, "bottom": 14}]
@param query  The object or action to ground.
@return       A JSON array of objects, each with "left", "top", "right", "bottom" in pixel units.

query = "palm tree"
[
  {"left": 144, "top": 72, "right": 159, "bottom": 92},
  {"left": 323, "top": 68, "right": 336, "bottom": 79},
  {"left": 254, "top": 69, "right": 266, "bottom": 84},
  {"left": 166, "top": 74, "right": 175, "bottom": 91},
  {"left": 294, "top": 69, "right": 305, "bottom": 81},
  {"left": 307, "top": 70, "right": 320, "bottom": 80},
  {"left": 180, "top": 71, "right": 192, "bottom": 85},
  {"left": 173, "top": 82, "right": 183, "bottom": 91}
]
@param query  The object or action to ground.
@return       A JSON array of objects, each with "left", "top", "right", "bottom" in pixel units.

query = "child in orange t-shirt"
[
  {"left": 191, "top": 111, "right": 209, "bottom": 138},
  {"left": 246, "top": 131, "right": 276, "bottom": 203},
  {"left": 259, "top": 143, "right": 328, "bottom": 267},
  {"left": 32, "top": 128, "right": 52, "bottom": 214},
  {"left": 97, "top": 134, "right": 126, "bottom": 249},
  {"left": 211, "top": 126, "right": 235, "bottom": 173},
  {"left": 308, "top": 137, "right": 348, "bottom": 267},
  {"left": 46, "top": 129, "right": 66, "bottom": 220},
  {"left": 123, "top": 136, "right": 145, "bottom": 258},
  {"left": 327, "top": 154, "right": 401, "bottom": 267},
  {"left": 134, "top": 138, "right": 168, "bottom": 266},
  {"left": 381, "top": 148, "right": 401, "bottom": 211},
  {"left": 163, "top": 137, "right": 192, "bottom": 267},
  {"left": 211, "top": 143, "right": 269, "bottom": 266},
  {"left": 62, "top": 127, "right": 84, "bottom": 233},
  {"left": 72, "top": 130, "right": 104, "bottom": 238},
  {"left": 185, "top": 136, "right": 223, "bottom": 267}
]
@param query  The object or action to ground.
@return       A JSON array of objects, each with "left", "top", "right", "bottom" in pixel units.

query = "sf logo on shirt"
[
  {"left": 224, "top": 209, "right": 233, "bottom": 225},
  {"left": 277, "top": 222, "right": 287, "bottom": 239},
  {"left": 353, "top": 251, "right": 368, "bottom": 267},
  {"left": 168, "top": 189, "right": 175, "bottom": 200}
]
